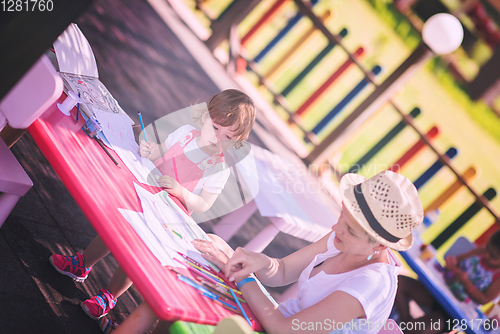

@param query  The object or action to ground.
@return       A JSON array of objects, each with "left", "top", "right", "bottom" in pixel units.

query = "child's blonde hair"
[{"left": 193, "top": 89, "right": 255, "bottom": 148}]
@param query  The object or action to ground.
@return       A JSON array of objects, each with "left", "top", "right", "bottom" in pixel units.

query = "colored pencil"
[
  {"left": 173, "top": 270, "right": 239, "bottom": 311},
  {"left": 172, "top": 156, "right": 179, "bottom": 182},
  {"left": 197, "top": 278, "right": 246, "bottom": 303},
  {"left": 76, "top": 93, "right": 81, "bottom": 122},
  {"left": 177, "top": 252, "right": 218, "bottom": 275},
  {"left": 183, "top": 251, "right": 226, "bottom": 279},
  {"left": 218, "top": 141, "right": 225, "bottom": 164},
  {"left": 174, "top": 257, "right": 242, "bottom": 295},
  {"left": 182, "top": 260, "right": 224, "bottom": 282},
  {"left": 177, "top": 258, "right": 221, "bottom": 285},
  {"left": 138, "top": 111, "right": 147, "bottom": 142},
  {"left": 197, "top": 291, "right": 237, "bottom": 311},
  {"left": 95, "top": 137, "right": 120, "bottom": 168},
  {"left": 230, "top": 288, "right": 252, "bottom": 327},
  {"left": 176, "top": 252, "right": 241, "bottom": 293}
]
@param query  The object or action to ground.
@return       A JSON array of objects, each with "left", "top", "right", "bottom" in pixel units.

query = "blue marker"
[
  {"left": 177, "top": 275, "right": 237, "bottom": 310},
  {"left": 138, "top": 111, "right": 147, "bottom": 142},
  {"left": 177, "top": 274, "right": 215, "bottom": 296},
  {"left": 199, "top": 291, "right": 238, "bottom": 311},
  {"left": 230, "top": 287, "right": 252, "bottom": 327}
]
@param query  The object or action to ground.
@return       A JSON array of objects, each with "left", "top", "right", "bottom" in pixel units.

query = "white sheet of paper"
[
  {"left": 133, "top": 184, "right": 212, "bottom": 267},
  {"left": 94, "top": 108, "right": 161, "bottom": 185},
  {"left": 53, "top": 23, "right": 99, "bottom": 78},
  {"left": 118, "top": 208, "right": 178, "bottom": 267}
]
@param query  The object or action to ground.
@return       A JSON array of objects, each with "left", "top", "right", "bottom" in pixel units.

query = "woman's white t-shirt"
[
  {"left": 164, "top": 125, "right": 230, "bottom": 195},
  {"left": 278, "top": 231, "right": 401, "bottom": 334}
]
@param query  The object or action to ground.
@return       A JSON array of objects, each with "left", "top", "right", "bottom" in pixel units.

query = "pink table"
[{"left": 28, "top": 94, "right": 262, "bottom": 330}]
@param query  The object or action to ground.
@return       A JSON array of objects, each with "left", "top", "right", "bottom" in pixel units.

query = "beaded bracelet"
[{"left": 237, "top": 277, "right": 256, "bottom": 290}]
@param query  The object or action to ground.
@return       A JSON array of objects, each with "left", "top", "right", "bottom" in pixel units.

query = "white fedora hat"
[{"left": 340, "top": 170, "right": 423, "bottom": 251}]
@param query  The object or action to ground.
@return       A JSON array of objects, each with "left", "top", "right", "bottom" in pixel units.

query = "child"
[
  {"left": 49, "top": 89, "right": 256, "bottom": 320},
  {"left": 394, "top": 230, "right": 500, "bottom": 334}
]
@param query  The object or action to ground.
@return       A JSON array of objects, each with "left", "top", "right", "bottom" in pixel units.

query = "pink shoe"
[
  {"left": 49, "top": 252, "right": 91, "bottom": 282},
  {"left": 81, "top": 289, "right": 117, "bottom": 320}
]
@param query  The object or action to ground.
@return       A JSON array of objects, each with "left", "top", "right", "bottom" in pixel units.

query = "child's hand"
[
  {"left": 445, "top": 255, "right": 458, "bottom": 269},
  {"left": 447, "top": 263, "right": 463, "bottom": 281},
  {"left": 192, "top": 239, "right": 229, "bottom": 269},
  {"left": 157, "top": 175, "right": 182, "bottom": 197},
  {"left": 139, "top": 140, "right": 157, "bottom": 159},
  {"left": 456, "top": 271, "right": 469, "bottom": 284}
]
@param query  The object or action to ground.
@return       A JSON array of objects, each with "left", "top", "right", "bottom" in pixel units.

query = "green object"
[
  {"left": 168, "top": 321, "right": 265, "bottom": 334},
  {"left": 169, "top": 321, "right": 214, "bottom": 334},
  {"left": 447, "top": 282, "right": 468, "bottom": 302},
  {"left": 171, "top": 228, "right": 182, "bottom": 239}
]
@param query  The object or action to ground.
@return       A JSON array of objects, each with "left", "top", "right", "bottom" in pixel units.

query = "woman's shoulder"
[{"left": 351, "top": 252, "right": 400, "bottom": 281}]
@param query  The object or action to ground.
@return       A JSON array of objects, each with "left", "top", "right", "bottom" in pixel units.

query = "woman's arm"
[
  {"left": 225, "top": 232, "right": 331, "bottom": 287},
  {"left": 239, "top": 280, "right": 364, "bottom": 334}
]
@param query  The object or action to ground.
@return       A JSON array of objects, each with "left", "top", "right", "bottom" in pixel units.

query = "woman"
[{"left": 114, "top": 170, "right": 423, "bottom": 334}]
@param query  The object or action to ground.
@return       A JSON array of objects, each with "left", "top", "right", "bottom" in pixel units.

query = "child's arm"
[
  {"left": 455, "top": 271, "right": 500, "bottom": 304},
  {"left": 445, "top": 247, "right": 484, "bottom": 270},
  {"left": 139, "top": 139, "right": 166, "bottom": 161},
  {"left": 157, "top": 175, "right": 218, "bottom": 213},
  {"left": 177, "top": 188, "right": 218, "bottom": 213}
]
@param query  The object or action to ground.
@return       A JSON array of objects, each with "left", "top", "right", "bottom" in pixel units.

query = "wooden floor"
[{"left": 0, "top": 0, "right": 338, "bottom": 333}]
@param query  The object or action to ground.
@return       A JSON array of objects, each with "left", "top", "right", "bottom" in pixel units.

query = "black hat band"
[{"left": 354, "top": 184, "right": 401, "bottom": 243}]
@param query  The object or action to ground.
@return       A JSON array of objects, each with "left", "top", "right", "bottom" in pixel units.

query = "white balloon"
[{"left": 422, "top": 13, "right": 464, "bottom": 54}]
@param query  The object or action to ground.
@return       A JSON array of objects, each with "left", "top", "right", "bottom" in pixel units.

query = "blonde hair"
[{"left": 193, "top": 89, "right": 255, "bottom": 149}]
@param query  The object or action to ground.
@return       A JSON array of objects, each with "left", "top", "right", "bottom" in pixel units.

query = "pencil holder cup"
[
  {"left": 82, "top": 116, "right": 102, "bottom": 138},
  {"left": 57, "top": 91, "right": 82, "bottom": 116}
]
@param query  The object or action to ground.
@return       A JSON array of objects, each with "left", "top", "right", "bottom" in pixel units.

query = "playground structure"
[{"left": 173, "top": 0, "right": 500, "bottom": 257}]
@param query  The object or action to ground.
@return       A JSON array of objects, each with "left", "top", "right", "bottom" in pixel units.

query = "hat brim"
[{"left": 339, "top": 173, "right": 414, "bottom": 251}]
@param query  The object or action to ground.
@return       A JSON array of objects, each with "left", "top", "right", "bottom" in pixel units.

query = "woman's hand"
[
  {"left": 139, "top": 140, "right": 158, "bottom": 160},
  {"left": 158, "top": 175, "right": 182, "bottom": 197},
  {"left": 225, "top": 247, "right": 270, "bottom": 282},
  {"left": 192, "top": 239, "right": 228, "bottom": 269}
]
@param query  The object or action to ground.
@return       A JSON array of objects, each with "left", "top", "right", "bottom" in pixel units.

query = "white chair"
[
  {"left": 0, "top": 138, "right": 33, "bottom": 227},
  {"left": 444, "top": 236, "right": 476, "bottom": 259},
  {"left": 0, "top": 53, "right": 61, "bottom": 226},
  {"left": 0, "top": 54, "right": 63, "bottom": 146}
]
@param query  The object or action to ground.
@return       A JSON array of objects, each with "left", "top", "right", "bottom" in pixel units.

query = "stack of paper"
[
  {"left": 53, "top": 23, "right": 132, "bottom": 122},
  {"left": 120, "top": 184, "right": 213, "bottom": 268},
  {"left": 93, "top": 108, "right": 160, "bottom": 185}
]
